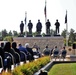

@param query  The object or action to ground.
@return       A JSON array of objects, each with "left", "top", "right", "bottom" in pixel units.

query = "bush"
[
  {"left": 12, "top": 56, "right": 50, "bottom": 75},
  {"left": 3, "top": 36, "right": 13, "bottom": 43}
]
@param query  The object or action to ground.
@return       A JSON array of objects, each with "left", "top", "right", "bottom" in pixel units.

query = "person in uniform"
[
  {"left": 36, "top": 19, "right": 42, "bottom": 35},
  {"left": 20, "top": 21, "right": 24, "bottom": 34},
  {"left": 28, "top": 20, "right": 33, "bottom": 34},
  {"left": 54, "top": 19, "right": 60, "bottom": 35},
  {"left": 46, "top": 19, "right": 51, "bottom": 35}
]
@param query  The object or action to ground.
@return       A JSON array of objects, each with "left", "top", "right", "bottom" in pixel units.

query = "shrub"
[{"left": 12, "top": 56, "right": 50, "bottom": 75}]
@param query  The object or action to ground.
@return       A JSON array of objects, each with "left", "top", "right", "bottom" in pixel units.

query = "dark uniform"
[
  {"left": 28, "top": 20, "right": 33, "bottom": 34},
  {"left": 55, "top": 19, "right": 60, "bottom": 35},
  {"left": 20, "top": 21, "right": 24, "bottom": 34},
  {"left": 46, "top": 19, "right": 51, "bottom": 35},
  {"left": 36, "top": 20, "right": 42, "bottom": 35}
]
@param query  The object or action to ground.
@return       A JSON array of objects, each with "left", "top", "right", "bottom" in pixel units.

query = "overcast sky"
[{"left": 0, "top": 0, "right": 76, "bottom": 34}]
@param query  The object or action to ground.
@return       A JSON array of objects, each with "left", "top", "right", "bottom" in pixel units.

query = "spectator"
[
  {"left": 32, "top": 43, "right": 41, "bottom": 58},
  {"left": 12, "top": 42, "right": 21, "bottom": 64},
  {"left": 18, "top": 43, "right": 28, "bottom": 55},
  {"left": 1, "top": 42, "right": 4, "bottom": 49},
  {"left": 25, "top": 43, "right": 34, "bottom": 60},
  {"left": 3, "top": 42, "right": 16, "bottom": 59},
  {"left": 61, "top": 46, "right": 67, "bottom": 59},
  {"left": 18, "top": 43, "right": 31, "bottom": 61},
  {"left": 12, "top": 42, "right": 20, "bottom": 56},
  {"left": 0, "top": 47, "right": 4, "bottom": 68},
  {"left": 53, "top": 46, "right": 59, "bottom": 52},
  {"left": 52, "top": 46, "right": 60, "bottom": 59},
  {"left": 3, "top": 42, "right": 16, "bottom": 70},
  {"left": 43, "top": 45, "right": 50, "bottom": 56},
  {"left": 33, "top": 43, "right": 40, "bottom": 51}
]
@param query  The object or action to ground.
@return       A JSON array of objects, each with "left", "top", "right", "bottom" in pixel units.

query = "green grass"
[{"left": 48, "top": 63, "right": 76, "bottom": 75}]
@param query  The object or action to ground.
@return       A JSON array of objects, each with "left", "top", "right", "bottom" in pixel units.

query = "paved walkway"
[{"left": 51, "top": 54, "right": 76, "bottom": 61}]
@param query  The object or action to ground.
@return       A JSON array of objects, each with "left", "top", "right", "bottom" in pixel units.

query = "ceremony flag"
[
  {"left": 24, "top": 12, "right": 27, "bottom": 37},
  {"left": 65, "top": 10, "right": 67, "bottom": 23},
  {"left": 44, "top": 0, "right": 47, "bottom": 34},
  {"left": 24, "top": 12, "right": 27, "bottom": 24},
  {"left": 44, "top": 0, "right": 47, "bottom": 23},
  {"left": 44, "top": 4, "right": 46, "bottom": 18}
]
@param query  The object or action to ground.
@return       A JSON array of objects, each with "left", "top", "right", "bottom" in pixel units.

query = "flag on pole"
[
  {"left": 44, "top": 0, "right": 47, "bottom": 34},
  {"left": 44, "top": 0, "right": 46, "bottom": 18},
  {"left": 65, "top": 10, "right": 67, "bottom": 23},
  {"left": 44, "top": 5, "right": 46, "bottom": 18},
  {"left": 24, "top": 12, "right": 27, "bottom": 24},
  {"left": 65, "top": 10, "right": 68, "bottom": 47}
]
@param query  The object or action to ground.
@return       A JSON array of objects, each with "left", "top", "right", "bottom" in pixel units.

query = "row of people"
[
  {"left": 20, "top": 19, "right": 60, "bottom": 35},
  {"left": 52, "top": 46, "right": 67, "bottom": 60},
  {"left": 0, "top": 41, "right": 38, "bottom": 71},
  {"left": 42, "top": 45, "right": 67, "bottom": 59}
]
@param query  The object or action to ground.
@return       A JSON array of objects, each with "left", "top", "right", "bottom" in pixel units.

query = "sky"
[{"left": 0, "top": 0, "right": 76, "bottom": 34}]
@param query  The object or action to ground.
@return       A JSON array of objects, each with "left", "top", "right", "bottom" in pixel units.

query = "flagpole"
[
  {"left": 25, "top": 11, "right": 27, "bottom": 37},
  {"left": 66, "top": 22, "right": 68, "bottom": 47},
  {"left": 65, "top": 10, "right": 68, "bottom": 47},
  {"left": 45, "top": 0, "right": 47, "bottom": 34}
]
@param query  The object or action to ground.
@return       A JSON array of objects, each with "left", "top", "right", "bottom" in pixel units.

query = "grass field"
[{"left": 48, "top": 63, "right": 76, "bottom": 75}]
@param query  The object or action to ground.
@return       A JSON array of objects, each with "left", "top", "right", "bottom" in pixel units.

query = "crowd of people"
[
  {"left": 0, "top": 41, "right": 67, "bottom": 73},
  {"left": 42, "top": 45, "right": 67, "bottom": 60},
  {"left": 0, "top": 41, "right": 41, "bottom": 71}
]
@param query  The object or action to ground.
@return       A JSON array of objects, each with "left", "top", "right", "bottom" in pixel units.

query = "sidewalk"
[{"left": 51, "top": 55, "right": 76, "bottom": 61}]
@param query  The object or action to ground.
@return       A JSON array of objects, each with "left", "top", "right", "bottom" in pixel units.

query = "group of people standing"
[{"left": 20, "top": 19, "right": 60, "bottom": 35}]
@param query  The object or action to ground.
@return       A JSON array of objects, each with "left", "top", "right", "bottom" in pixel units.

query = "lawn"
[{"left": 48, "top": 63, "right": 76, "bottom": 75}]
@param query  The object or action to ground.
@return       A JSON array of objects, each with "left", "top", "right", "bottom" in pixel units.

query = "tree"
[
  {"left": 8, "top": 30, "right": 12, "bottom": 36},
  {"left": 74, "top": 33, "right": 76, "bottom": 41},
  {"left": 61, "top": 29, "right": 66, "bottom": 38},
  {"left": 68, "top": 28, "right": 75, "bottom": 44},
  {"left": 32, "top": 32, "right": 38, "bottom": 37},
  {"left": 42, "top": 33, "right": 45, "bottom": 36},
  {"left": 13, "top": 30, "right": 18, "bottom": 36},
  {"left": 3, "top": 36, "right": 13, "bottom": 43},
  {"left": 2, "top": 29, "right": 8, "bottom": 38}
]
